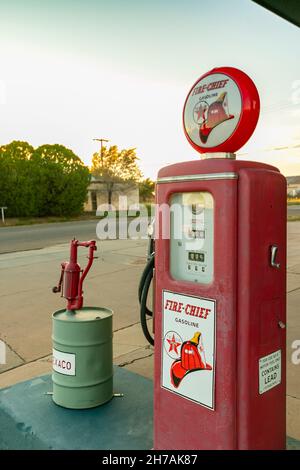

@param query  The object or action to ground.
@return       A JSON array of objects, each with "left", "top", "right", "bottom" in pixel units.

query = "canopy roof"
[{"left": 253, "top": 1, "right": 300, "bottom": 27}]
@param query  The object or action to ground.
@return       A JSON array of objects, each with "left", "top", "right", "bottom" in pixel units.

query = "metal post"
[{"left": 0, "top": 207, "right": 7, "bottom": 224}]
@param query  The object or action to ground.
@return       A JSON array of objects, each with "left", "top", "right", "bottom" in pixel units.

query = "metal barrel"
[{"left": 52, "top": 307, "right": 113, "bottom": 409}]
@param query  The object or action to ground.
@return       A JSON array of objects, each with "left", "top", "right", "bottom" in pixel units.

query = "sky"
[{"left": 0, "top": 0, "right": 299, "bottom": 179}]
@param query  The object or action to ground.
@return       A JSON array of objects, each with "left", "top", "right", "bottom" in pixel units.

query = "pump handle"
[
  {"left": 77, "top": 240, "right": 97, "bottom": 301},
  {"left": 52, "top": 240, "right": 97, "bottom": 310},
  {"left": 52, "top": 262, "right": 66, "bottom": 294}
]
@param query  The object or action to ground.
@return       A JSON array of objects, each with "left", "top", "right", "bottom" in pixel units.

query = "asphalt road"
[
  {"left": 0, "top": 220, "right": 100, "bottom": 254},
  {"left": 0, "top": 207, "right": 297, "bottom": 254},
  {"left": 288, "top": 205, "right": 300, "bottom": 217}
]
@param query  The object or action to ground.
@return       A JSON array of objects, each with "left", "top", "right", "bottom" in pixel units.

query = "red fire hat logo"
[
  {"left": 170, "top": 331, "right": 212, "bottom": 388},
  {"left": 193, "top": 92, "right": 234, "bottom": 144}
]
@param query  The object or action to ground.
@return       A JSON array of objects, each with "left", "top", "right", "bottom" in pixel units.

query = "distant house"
[
  {"left": 287, "top": 176, "right": 300, "bottom": 197},
  {"left": 84, "top": 176, "right": 139, "bottom": 212}
]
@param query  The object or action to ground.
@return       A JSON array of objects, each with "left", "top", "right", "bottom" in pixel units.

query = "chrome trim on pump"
[
  {"left": 156, "top": 172, "right": 238, "bottom": 184},
  {"left": 202, "top": 152, "right": 236, "bottom": 160}
]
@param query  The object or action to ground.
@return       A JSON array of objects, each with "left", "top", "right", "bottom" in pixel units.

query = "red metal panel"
[
  {"left": 157, "top": 159, "right": 277, "bottom": 179},
  {"left": 237, "top": 168, "right": 286, "bottom": 449},
  {"left": 154, "top": 160, "right": 238, "bottom": 449},
  {"left": 154, "top": 159, "right": 286, "bottom": 450}
]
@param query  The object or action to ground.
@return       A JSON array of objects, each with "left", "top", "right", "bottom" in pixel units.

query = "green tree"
[
  {"left": 91, "top": 145, "right": 142, "bottom": 205},
  {"left": 0, "top": 141, "right": 36, "bottom": 217},
  {"left": 139, "top": 178, "right": 155, "bottom": 202},
  {"left": 0, "top": 140, "right": 34, "bottom": 161},
  {"left": 0, "top": 141, "right": 90, "bottom": 218},
  {"left": 31, "top": 144, "right": 90, "bottom": 216}
]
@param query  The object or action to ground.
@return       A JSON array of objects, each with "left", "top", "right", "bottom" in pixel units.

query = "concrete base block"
[
  {"left": 0, "top": 366, "right": 299, "bottom": 450},
  {"left": 0, "top": 366, "right": 153, "bottom": 450}
]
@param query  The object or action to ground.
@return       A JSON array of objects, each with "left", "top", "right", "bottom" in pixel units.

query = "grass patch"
[
  {"left": 0, "top": 211, "right": 146, "bottom": 227},
  {"left": 287, "top": 198, "right": 300, "bottom": 205}
]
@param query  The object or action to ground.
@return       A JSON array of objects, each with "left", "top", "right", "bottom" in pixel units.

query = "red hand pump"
[{"left": 52, "top": 239, "right": 97, "bottom": 310}]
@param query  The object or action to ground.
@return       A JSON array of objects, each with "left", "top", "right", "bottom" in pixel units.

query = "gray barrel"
[{"left": 52, "top": 307, "right": 113, "bottom": 409}]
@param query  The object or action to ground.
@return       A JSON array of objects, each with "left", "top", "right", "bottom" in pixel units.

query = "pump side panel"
[
  {"left": 154, "top": 176, "right": 238, "bottom": 450},
  {"left": 237, "top": 168, "right": 286, "bottom": 449}
]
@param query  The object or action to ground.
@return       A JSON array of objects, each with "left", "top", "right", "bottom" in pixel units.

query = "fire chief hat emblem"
[
  {"left": 193, "top": 92, "right": 234, "bottom": 144},
  {"left": 170, "top": 331, "right": 212, "bottom": 388}
]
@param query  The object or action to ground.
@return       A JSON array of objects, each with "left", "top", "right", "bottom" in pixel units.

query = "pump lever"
[
  {"left": 77, "top": 241, "right": 97, "bottom": 299},
  {"left": 52, "top": 262, "right": 66, "bottom": 294}
]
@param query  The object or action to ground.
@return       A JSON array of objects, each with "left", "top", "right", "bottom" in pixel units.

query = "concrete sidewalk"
[
  {"left": 0, "top": 222, "right": 300, "bottom": 440},
  {"left": 286, "top": 222, "right": 300, "bottom": 440},
  {"left": 0, "top": 237, "right": 154, "bottom": 388}
]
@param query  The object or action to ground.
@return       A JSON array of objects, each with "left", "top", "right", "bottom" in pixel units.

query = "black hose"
[
  {"left": 138, "top": 254, "right": 154, "bottom": 316},
  {"left": 139, "top": 253, "right": 154, "bottom": 345}
]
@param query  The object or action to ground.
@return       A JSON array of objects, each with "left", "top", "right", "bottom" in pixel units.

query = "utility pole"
[{"left": 93, "top": 138, "right": 109, "bottom": 169}]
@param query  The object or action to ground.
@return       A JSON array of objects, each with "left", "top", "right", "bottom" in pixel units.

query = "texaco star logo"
[
  {"left": 193, "top": 100, "right": 208, "bottom": 126},
  {"left": 163, "top": 331, "right": 183, "bottom": 360}
]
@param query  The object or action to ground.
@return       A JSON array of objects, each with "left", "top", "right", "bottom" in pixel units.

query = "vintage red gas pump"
[{"left": 153, "top": 67, "right": 286, "bottom": 450}]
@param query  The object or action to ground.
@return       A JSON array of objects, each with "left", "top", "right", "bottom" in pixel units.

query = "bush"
[{"left": 0, "top": 141, "right": 90, "bottom": 217}]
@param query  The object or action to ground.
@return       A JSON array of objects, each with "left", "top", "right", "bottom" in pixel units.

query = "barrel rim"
[{"left": 52, "top": 306, "right": 113, "bottom": 322}]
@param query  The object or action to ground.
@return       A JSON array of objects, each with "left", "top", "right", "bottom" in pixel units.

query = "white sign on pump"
[
  {"left": 259, "top": 350, "right": 281, "bottom": 394},
  {"left": 161, "top": 290, "right": 216, "bottom": 410}
]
